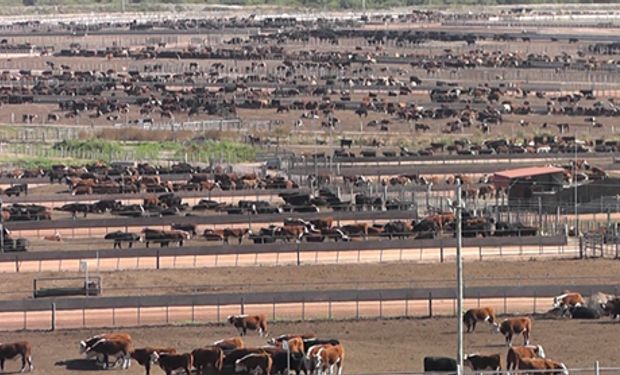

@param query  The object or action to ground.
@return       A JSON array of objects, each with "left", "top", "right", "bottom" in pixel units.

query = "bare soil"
[
  {"left": 2, "top": 258, "right": 617, "bottom": 301},
  {"left": 2, "top": 317, "right": 619, "bottom": 374}
]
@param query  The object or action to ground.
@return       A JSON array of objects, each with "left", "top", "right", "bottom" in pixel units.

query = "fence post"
[
  {"left": 166, "top": 305, "right": 169, "bottom": 324},
  {"left": 379, "top": 293, "right": 383, "bottom": 319},
  {"left": 301, "top": 298, "right": 305, "bottom": 321},
  {"left": 156, "top": 250, "right": 160, "bottom": 270},
  {"left": 533, "top": 293, "right": 537, "bottom": 314},
  {"left": 112, "top": 307, "right": 116, "bottom": 327},
  {"left": 328, "top": 299, "right": 332, "bottom": 320},
  {"left": 428, "top": 292, "right": 433, "bottom": 318},
  {"left": 272, "top": 298, "right": 276, "bottom": 321},
  {"left": 440, "top": 244, "right": 444, "bottom": 263},
  {"left": 240, "top": 297, "right": 245, "bottom": 315},
  {"left": 355, "top": 294, "right": 359, "bottom": 320},
  {"left": 51, "top": 303, "right": 56, "bottom": 331},
  {"left": 595, "top": 361, "right": 600, "bottom": 375}
]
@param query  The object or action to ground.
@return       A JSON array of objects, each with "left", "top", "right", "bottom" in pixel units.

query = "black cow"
[
  {"left": 569, "top": 306, "right": 600, "bottom": 319},
  {"left": 104, "top": 231, "right": 141, "bottom": 249},
  {"left": 270, "top": 349, "right": 306, "bottom": 375},
  {"left": 602, "top": 298, "right": 620, "bottom": 319},
  {"left": 423, "top": 356, "right": 456, "bottom": 373}
]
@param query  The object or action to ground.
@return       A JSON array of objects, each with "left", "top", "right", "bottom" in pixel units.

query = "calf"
[
  {"left": 518, "top": 357, "right": 569, "bottom": 375},
  {"left": 315, "top": 344, "right": 344, "bottom": 375},
  {"left": 463, "top": 353, "right": 501, "bottom": 371},
  {"left": 554, "top": 292, "right": 585, "bottom": 312},
  {"left": 506, "top": 345, "right": 546, "bottom": 370},
  {"left": 131, "top": 347, "right": 176, "bottom": 375},
  {"left": 423, "top": 356, "right": 456, "bottom": 373},
  {"left": 192, "top": 347, "right": 224, "bottom": 374},
  {"left": 463, "top": 307, "right": 497, "bottom": 332},
  {"left": 235, "top": 353, "right": 273, "bottom": 375},
  {"left": 153, "top": 352, "right": 193, "bottom": 375},
  {"left": 498, "top": 317, "right": 532, "bottom": 346},
  {"left": 0, "top": 341, "right": 33, "bottom": 372},
  {"left": 227, "top": 314, "right": 268, "bottom": 336}
]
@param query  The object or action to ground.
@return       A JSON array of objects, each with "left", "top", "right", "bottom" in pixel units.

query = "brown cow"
[
  {"left": 498, "top": 317, "right": 532, "bottom": 346},
  {"left": 506, "top": 345, "right": 546, "bottom": 370},
  {"left": 235, "top": 353, "right": 273, "bottom": 375},
  {"left": 192, "top": 347, "right": 224, "bottom": 374},
  {"left": 553, "top": 292, "right": 585, "bottom": 310},
  {"left": 131, "top": 347, "right": 176, "bottom": 375},
  {"left": 311, "top": 217, "right": 333, "bottom": 230},
  {"left": 84, "top": 336, "right": 133, "bottom": 369},
  {"left": 518, "top": 357, "right": 568, "bottom": 375},
  {"left": 153, "top": 352, "right": 193, "bottom": 375},
  {"left": 463, "top": 307, "right": 497, "bottom": 332},
  {"left": 315, "top": 344, "right": 345, "bottom": 375},
  {"left": 426, "top": 213, "right": 456, "bottom": 232},
  {"left": 223, "top": 228, "right": 249, "bottom": 245},
  {"left": 0, "top": 341, "right": 33, "bottom": 372},
  {"left": 213, "top": 337, "right": 245, "bottom": 351},
  {"left": 227, "top": 314, "right": 268, "bottom": 336}
]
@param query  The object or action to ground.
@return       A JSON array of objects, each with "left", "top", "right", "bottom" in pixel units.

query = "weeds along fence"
[{"left": 0, "top": 283, "right": 616, "bottom": 331}]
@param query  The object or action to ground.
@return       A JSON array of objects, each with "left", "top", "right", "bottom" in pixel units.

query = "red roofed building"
[{"left": 493, "top": 166, "right": 565, "bottom": 200}]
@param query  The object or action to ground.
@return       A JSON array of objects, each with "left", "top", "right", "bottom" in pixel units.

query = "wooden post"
[
  {"left": 428, "top": 292, "right": 433, "bottom": 318},
  {"left": 51, "top": 303, "right": 56, "bottom": 331}
]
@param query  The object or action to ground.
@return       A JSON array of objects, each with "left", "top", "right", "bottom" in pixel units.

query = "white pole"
[{"left": 456, "top": 181, "right": 463, "bottom": 369}]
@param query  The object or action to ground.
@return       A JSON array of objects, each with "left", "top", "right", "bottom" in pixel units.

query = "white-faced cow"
[
  {"left": 268, "top": 333, "right": 316, "bottom": 346},
  {"left": 506, "top": 345, "right": 546, "bottom": 370},
  {"left": 131, "top": 347, "right": 176, "bottom": 375},
  {"left": 463, "top": 353, "right": 501, "bottom": 372},
  {"left": 227, "top": 314, "right": 268, "bottom": 336},
  {"left": 553, "top": 292, "right": 585, "bottom": 313},
  {"left": 517, "top": 357, "right": 569, "bottom": 375},
  {"left": 463, "top": 307, "right": 497, "bottom": 332},
  {"left": 315, "top": 344, "right": 344, "bottom": 375},
  {"left": 235, "top": 352, "right": 273, "bottom": 375},
  {"left": 0, "top": 341, "right": 34, "bottom": 372},
  {"left": 497, "top": 317, "right": 532, "bottom": 346},
  {"left": 80, "top": 333, "right": 133, "bottom": 369}
]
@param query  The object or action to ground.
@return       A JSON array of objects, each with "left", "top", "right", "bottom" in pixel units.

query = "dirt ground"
[
  {"left": 1, "top": 317, "right": 619, "bottom": 374},
  {"left": 1, "top": 258, "right": 617, "bottom": 301}
]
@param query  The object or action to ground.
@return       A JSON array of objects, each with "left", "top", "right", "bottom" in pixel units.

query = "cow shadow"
[{"left": 55, "top": 359, "right": 101, "bottom": 371}]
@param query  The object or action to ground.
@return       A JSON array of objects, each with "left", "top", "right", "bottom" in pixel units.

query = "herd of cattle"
[
  {"left": 424, "top": 291, "right": 620, "bottom": 374},
  {"left": 2, "top": 293, "right": 620, "bottom": 374}
]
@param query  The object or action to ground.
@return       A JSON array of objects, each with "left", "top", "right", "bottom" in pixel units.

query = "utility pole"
[
  {"left": 574, "top": 140, "right": 579, "bottom": 236},
  {"left": 455, "top": 181, "right": 463, "bottom": 373}
]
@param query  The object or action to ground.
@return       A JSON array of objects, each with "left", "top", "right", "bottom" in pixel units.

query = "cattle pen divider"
[
  {"left": 0, "top": 283, "right": 617, "bottom": 332},
  {"left": 0, "top": 235, "right": 572, "bottom": 273}
]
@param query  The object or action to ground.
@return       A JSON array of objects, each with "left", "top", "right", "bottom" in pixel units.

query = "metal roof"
[{"left": 494, "top": 166, "right": 565, "bottom": 180}]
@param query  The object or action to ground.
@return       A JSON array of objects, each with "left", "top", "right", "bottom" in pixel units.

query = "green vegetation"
[
  {"left": 52, "top": 139, "right": 123, "bottom": 156},
  {"left": 175, "top": 140, "right": 256, "bottom": 163},
  {"left": 0, "top": 156, "right": 90, "bottom": 169}
]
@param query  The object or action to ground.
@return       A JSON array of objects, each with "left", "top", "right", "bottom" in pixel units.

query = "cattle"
[
  {"left": 498, "top": 317, "right": 532, "bottom": 346},
  {"left": 269, "top": 348, "right": 306, "bottom": 375},
  {"left": 517, "top": 357, "right": 569, "bottom": 375},
  {"left": 601, "top": 298, "right": 620, "bottom": 319},
  {"left": 224, "top": 228, "right": 249, "bottom": 244},
  {"left": 131, "top": 347, "right": 176, "bottom": 375},
  {"left": 569, "top": 306, "right": 600, "bottom": 319},
  {"left": 214, "top": 337, "right": 245, "bottom": 352},
  {"left": 0, "top": 341, "right": 33, "bottom": 372},
  {"left": 463, "top": 307, "right": 497, "bottom": 332},
  {"left": 104, "top": 231, "right": 141, "bottom": 249},
  {"left": 83, "top": 335, "right": 133, "bottom": 369},
  {"left": 268, "top": 334, "right": 316, "bottom": 346},
  {"left": 506, "top": 345, "right": 546, "bottom": 370},
  {"left": 315, "top": 344, "right": 344, "bottom": 375},
  {"left": 191, "top": 347, "right": 224, "bottom": 374},
  {"left": 235, "top": 353, "right": 273, "bottom": 375},
  {"left": 553, "top": 292, "right": 585, "bottom": 311},
  {"left": 423, "top": 356, "right": 456, "bottom": 373},
  {"left": 302, "top": 338, "right": 340, "bottom": 351},
  {"left": 142, "top": 228, "right": 189, "bottom": 248},
  {"left": 227, "top": 314, "right": 269, "bottom": 336},
  {"left": 463, "top": 353, "right": 501, "bottom": 371},
  {"left": 152, "top": 352, "right": 193, "bottom": 375}
]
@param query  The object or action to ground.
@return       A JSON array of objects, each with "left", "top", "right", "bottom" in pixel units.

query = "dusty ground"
[
  {"left": 2, "top": 258, "right": 617, "bottom": 301},
  {"left": 1, "top": 317, "right": 619, "bottom": 374}
]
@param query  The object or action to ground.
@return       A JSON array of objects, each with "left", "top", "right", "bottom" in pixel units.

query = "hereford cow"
[
  {"left": 423, "top": 356, "right": 456, "bottom": 373},
  {"left": 463, "top": 353, "right": 501, "bottom": 371},
  {"left": 518, "top": 357, "right": 569, "bottom": 375},
  {"left": 498, "top": 317, "right": 532, "bottom": 346},
  {"left": 235, "top": 353, "right": 273, "bottom": 375},
  {"left": 131, "top": 347, "right": 176, "bottom": 375},
  {"left": 315, "top": 344, "right": 345, "bottom": 375},
  {"left": 224, "top": 228, "right": 249, "bottom": 244},
  {"left": 553, "top": 292, "right": 585, "bottom": 311},
  {"left": 227, "top": 314, "right": 268, "bottom": 336},
  {"left": 602, "top": 298, "right": 620, "bottom": 319},
  {"left": 152, "top": 352, "right": 193, "bottom": 375},
  {"left": 191, "top": 347, "right": 224, "bottom": 374},
  {"left": 463, "top": 307, "right": 497, "bottom": 332},
  {"left": 214, "top": 337, "right": 245, "bottom": 352},
  {"left": 84, "top": 336, "right": 133, "bottom": 369},
  {"left": 0, "top": 341, "right": 33, "bottom": 372},
  {"left": 506, "top": 345, "right": 546, "bottom": 370}
]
